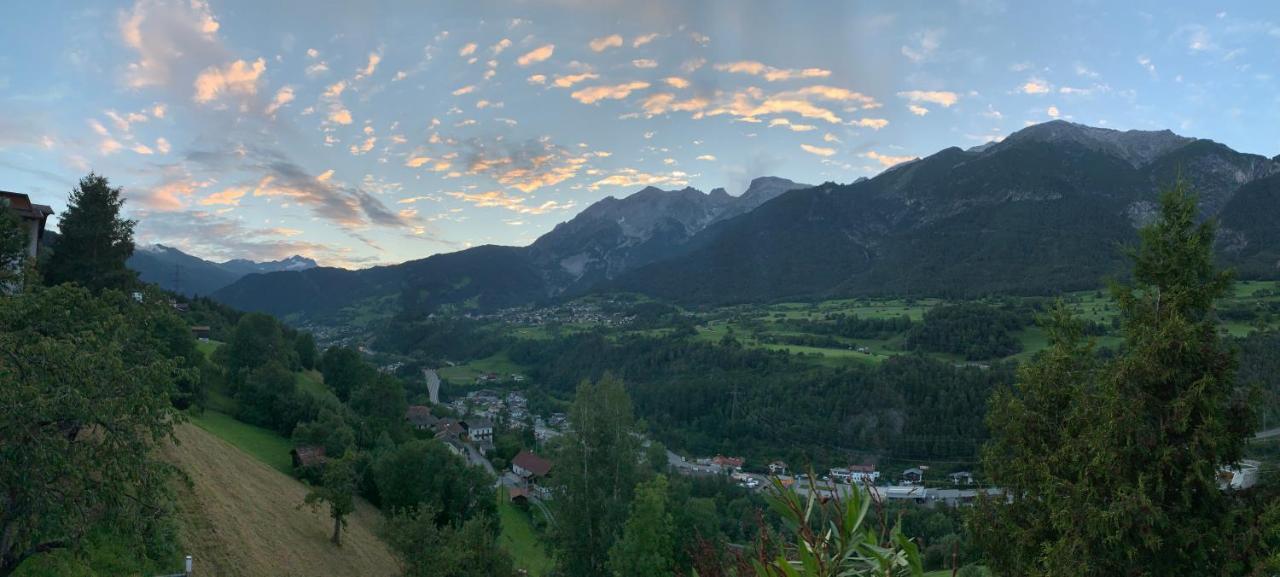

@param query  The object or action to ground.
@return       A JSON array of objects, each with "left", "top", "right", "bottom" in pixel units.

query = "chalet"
[
  {"left": 434, "top": 418, "right": 465, "bottom": 440},
  {"left": 900, "top": 467, "right": 925, "bottom": 485},
  {"left": 0, "top": 191, "right": 54, "bottom": 260},
  {"left": 190, "top": 326, "right": 211, "bottom": 341},
  {"left": 712, "top": 455, "right": 744, "bottom": 472},
  {"left": 462, "top": 418, "right": 494, "bottom": 443},
  {"left": 949, "top": 471, "right": 975, "bottom": 486},
  {"left": 405, "top": 405, "right": 438, "bottom": 430},
  {"left": 512, "top": 450, "right": 552, "bottom": 482},
  {"left": 767, "top": 461, "right": 788, "bottom": 476},
  {"left": 830, "top": 465, "right": 879, "bottom": 484},
  {"left": 291, "top": 445, "right": 327, "bottom": 470}
]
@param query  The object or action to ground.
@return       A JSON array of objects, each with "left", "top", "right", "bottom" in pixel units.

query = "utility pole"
[{"left": 172, "top": 263, "right": 183, "bottom": 295}]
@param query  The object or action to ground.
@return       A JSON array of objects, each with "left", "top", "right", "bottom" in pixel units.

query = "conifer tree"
[
  {"left": 608, "top": 474, "right": 675, "bottom": 577},
  {"left": 44, "top": 173, "right": 137, "bottom": 292},
  {"left": 977, "top": 180, "right": 1255, "bottom": 576}
]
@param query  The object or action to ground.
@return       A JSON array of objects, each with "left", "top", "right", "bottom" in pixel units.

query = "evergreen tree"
[
  {"left": 383, "top": 507, "right": 516, "bottom": 577},
  {"left": 552, "top": 373, "right": 642, "bottom": 577},
  {"left": 44, "top": 173, "right": 137, "bottom": 291},
  {"left": 608, "top": 475, "right": 675, "bottom": 577},
  {"left": 304, "top": 451, "right": 359, "bottom": 546},
  {"left": 976, "top": 180, "right": 1256, "bottom": 576}
]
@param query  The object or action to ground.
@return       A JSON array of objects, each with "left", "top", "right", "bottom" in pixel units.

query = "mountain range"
[
  {"left": 128, "top": 245, "right": 317, "bottom": 296},
  {"left": 208, "top": 121, "right": 1280, "bottom": 318}
]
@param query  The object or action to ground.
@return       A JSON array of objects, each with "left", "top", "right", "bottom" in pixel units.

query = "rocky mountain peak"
[{"left": 997, "top": 120, "right": 1195, "bottom": 167}]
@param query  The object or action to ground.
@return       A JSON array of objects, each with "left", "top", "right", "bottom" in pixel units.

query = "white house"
[{"left": 830, "top": 465, "right": 880, "bottom": 484}]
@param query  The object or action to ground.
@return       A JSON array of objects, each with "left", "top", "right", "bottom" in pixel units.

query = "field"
[
  {"left": 161, "top": 424, "right": 400, "bottom": 577},
  {"left": 187, "top": 410, "right": 294, "bottom": 474},
  {"left": 437, "top": 351, "right": 528, "bottom": 384},
  {"left": 496, "top": 489, "right": 553, "bottom": 576}
]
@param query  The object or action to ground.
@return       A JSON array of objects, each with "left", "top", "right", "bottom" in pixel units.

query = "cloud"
[
  {"left": 447, "top": 190, "right": 575, "bottom": 214},
  {"left": 452, "top": 84, "right": 477, "bottom": 96},
  {"left": 864, "top": 150, "right": 915, "bottom": 167},
  {"left": 527, "top": 74, "right": 547, "bottom": 85},
  {"left": 571, "top": 81, "right": 651, "bottom": 104},
  {"left": 118, "top": 0, "right": 224, "bottom": 88},
  {"left": 800, "top": 143, "right": 836, "bottom": 156},
  {"left": 356, "top": 52, "right": 381, "bottom": 78},
  {"left": 589, "top": 34, "right": 623, "bottom": 52},
  {"left": 491, "top": 38, "right": 512, "bottom": 55},
  {"left": 897, "top": 90, "right": 959, "bottom": 107},
  {"left": 700, "top": 86, "right": 876, "bottom": 125},
  {"left": 1019, "top": 78, "right": 1050, "bottom": 94},
  {"left": 714, "top": 60, "right": 831, "bottom": 81},
  {"left": 850, "top": 118, "right": 889, "bottom": 130},
  {"left": 663, "top": 77, "right": 690, "bottom": 89},
  {"left": 769, "top": 118, "right": 816, "bottom": 131},
  {"left": 193, "top": 57, "right": 266, "bottom": 103},
  {"left": 590, "top": 168, "right": 689, "bottom": 190},
  {"left": 1137, "top": 55, "right": 1156, "bottom": 75},
  {"left": 901, "top": 28, "right": 942, "bottom": 63},
  {"left": 907, "top": 104, "right": 929, "bottom": 115},
  {"left": 632, "top": 33, "right": 659, "bottom": 47},
  {"left": 458, "top": 42, "right": 477, "bottom": 57},
  {"left": 1046, "top": 105, "right": 1060, "bottom": 118},
  {"left": 517, "top": 44, "right": 555, "bottom": 66},
  {"left": 632, "top": 59, "right": 658, "bottom": 69},
  {"left": 198, "top": 185, "right": 249, "bottom": 206},
  {"left": 247, "top": 152, "right": 413, "bottom": 230},
  {"left": 328, "top": 107, "right": 352, "bottom": 124},
  {"left": 265, "top": 86, "right": 295, "bottom": 115},
  {"left": 696, "top": 154, "right": 716, "bottom": 161},
  {"left": 552, "top": 72, "right": 599, "bottom": 88},
  {"left": 151, "top": 103, "right": 167, "bottom": 118},
  {"left": 134, "top": 209, "right": 364, "bottom": 266},
  {"left": 316, "top": 169, "right": 334, "bottom": 182},
  {"left": 640, "top": 93, "right": 710, "bottom": 116},
  {"left": 156, "top": 137, "right": 171, "bottom": 154}
]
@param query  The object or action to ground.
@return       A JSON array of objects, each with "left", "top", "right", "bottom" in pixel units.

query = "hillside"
[
  {"left": 160, "top": 424, "right": 400, "bottom": 577},
  {"left": 128, "top": 244, "right": 318, "bottom": 297}
]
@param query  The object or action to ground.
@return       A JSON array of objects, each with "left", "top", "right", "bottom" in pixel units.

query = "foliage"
[
  {"left": 905, "top": 303, "right": 1027, "bottom": 360},
  {"left": 43, "top": 173, "right": 137, "bottom": 292},
  {"left": 750, "top": 477, "right": 923, "bottom": 577},
  {"left": 348, "top": 372, "right": 408, "bottom": 445},
  {"left": 976, "top": 181, "right": 1258, "bottom": 576},
  {"left": 224, "top": 313, "right": 295, "bottom": 384},
  {"left": 551, "top": 374, "right": 643, "bottom": 577},
  {"left": 0, "top": 197, "right": 27, "bottom": 287},
  {"left": 383, "top": 507, "right": 516, "bottom": 577},
  {"left": 320, "top": 346, "right": 374, "bottom": 402},
  {"left": 304, "top": 451, "right": 359, "bottom": 546},
  {"left": 608, "top": 475, "right": 675, "bottom": 577},
  {"left": 372, "top": 440, "right": 495, "bottom": 526},
  {"left": 0, "top": 285, "right": 185, "bottom": 574}
]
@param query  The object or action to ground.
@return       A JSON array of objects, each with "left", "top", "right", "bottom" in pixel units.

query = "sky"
[{"left": 2, "top": 0, "right": 1279, "bottom": 268}]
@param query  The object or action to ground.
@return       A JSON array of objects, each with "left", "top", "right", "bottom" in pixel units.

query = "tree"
[
  {"left": 0, "top": 285, "right": 184, "bottom": 575},
  {"left": 224, "top": 313, "right": 291, "bottom": 385},
  {"left": 321, "top": 346, "right": 373, "bottom": 402},
  {"left": 976, "top": 180, "right": 1256, "bottom": 576},
  {"left": 304, "top": 451, "right": 359, "bottom": 546},
  {"left": 295, "top": 332, "right": 318, "bottom": 370},
  {"left": 551, "top": 373, "right": 642, "bottom": 577},
  {"left": 383, "top": 507, "right": 516, "bottom": 577},
  {"left": 372, "top": 440, "right": 495, "bottom": 525},
  {"left": 44, "top": 173, "right": 136, "bottom": 292},
  {"left": 0, "top": 198, "right": 27, "bottom": 287},
  {"left": 349, "top": 373, "right": 408, "bottom": 444},
  {"left": 608, "top": 475, "right": 675, "bottom": 577}
]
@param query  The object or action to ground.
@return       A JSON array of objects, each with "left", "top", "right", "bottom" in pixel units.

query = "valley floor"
[{"left": 160, "top": 423, "right": 400, "bottom": 577}]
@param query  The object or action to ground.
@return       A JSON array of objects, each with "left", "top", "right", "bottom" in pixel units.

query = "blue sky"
[{"left": 2, "top": 0, "right": 1278, "bottom": 267}]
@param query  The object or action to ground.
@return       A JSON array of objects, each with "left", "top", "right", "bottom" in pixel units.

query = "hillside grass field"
[
  {"left": 496, "top": 489, "right": 553, "bottom": 576},
  {"left": 188, "top": 409, "right": 295, "bottom": 474},
  {"left": 162, "top": 423, "right": 401, "bottom": 577}
]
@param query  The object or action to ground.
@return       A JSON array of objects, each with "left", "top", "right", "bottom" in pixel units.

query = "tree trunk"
[{"left": 331, "top": 515, "right": 342, "bottom": 546}]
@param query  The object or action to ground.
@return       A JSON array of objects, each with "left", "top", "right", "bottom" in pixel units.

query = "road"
[{"left": 1256, "top": 427, "right": 1280, "bottom": 440}]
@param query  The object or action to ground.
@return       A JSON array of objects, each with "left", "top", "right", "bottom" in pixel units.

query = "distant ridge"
[{"left": 128, "top": 244, "right": 317, "bottom": 296}]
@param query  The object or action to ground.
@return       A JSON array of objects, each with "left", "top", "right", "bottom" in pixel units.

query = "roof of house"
[
  {"left": 292, "top": 445, "right": 327, "bottom": 468},
  {"left": 464, "top": 418, "right": 494, "bottom": 430},
  {"left": 512, "top": 450, "right": 553, "bottom": 477},
  {"left": 713, "top": 455, "right": 744, "bottom": 467},
  {"left": 435, "top": 421, "right": 465, "bottom": 438},
  {"left": 903, "top": 467, "right": 924, "bottom": 475},
  {"left": 405, "top": 405, "right": 437, "bottom": 427},
  {"left": 0, "top": 191, "right": 54, "bottom": 221}
]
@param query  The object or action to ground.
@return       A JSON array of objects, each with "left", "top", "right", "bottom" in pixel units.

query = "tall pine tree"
[
  {"left": 551, "top": 373, "right": 642, "bottom": 577},
  {"left": 608, "top": 475, "right": 675, "bottom": 577},
  {"left": 976, "top": 179, "right": 1256, "bottom": 576},
  {"left": 45, "top": 173, "right": 137, "bottom": 292}
]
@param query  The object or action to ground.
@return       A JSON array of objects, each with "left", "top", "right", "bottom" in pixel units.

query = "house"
[
  {"left": 190, "top": 325, "right": 211, "bottom": 341},
  {"left": 291, "top": 445, "right": 327, "bottom": 470},
  {"left": 442, "top": 437, "right": 466, "bottom": 458},
  {"left": 405, "top": 405, "right": 438, "bottom": 430},
  {"left": 830, "top": 465, "right": 879, "bottom": 484},
  {"left": 462, "top": 418, "right": 494, "bottom": 443},
  {"left": 434, "top": 418, "right": 466, "bottom": 440},
  {"left": 508, "top": 486, "right": 530, "bottom": 505},
  {"left": 512, "top": 450, "right": 553, "bottom": 482},
  {"left": 712, "top": 455, "right": 744, "bottom": 472},
  {"left": 949, "top": 471, "right": 975, "bottom": 486},
  {"left": 0, "top": 191, "right": 54, "bottom": 260},
  {"left": 900, "top": 467, "right": 925, "bottom": 485},
  {"left": 870, "top": 485, "right": 929, "bottom": 504},
  {"left": 768, "top": 461, "right": 788, "bottom": 476}
]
